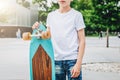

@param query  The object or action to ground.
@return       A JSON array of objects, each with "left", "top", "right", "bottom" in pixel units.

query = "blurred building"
[{"left": 0, "top": 0, "right": 38, "bottom": 38}]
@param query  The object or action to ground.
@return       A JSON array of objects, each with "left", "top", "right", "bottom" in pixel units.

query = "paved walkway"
[
  {"left": 0, "top": 37, "right": 119, "bottom": 80},
  {"left": 0, "top": 38, "right": 30, "bottom": 80},
  {"left": 83, "top": 36, "right": 120, "bottom": 63},
  {"left": 82, "top": 37, "right": 120, "bottom": 80},
  {"left": 83, "top": 70, "right": 120, "bottom": 80}
]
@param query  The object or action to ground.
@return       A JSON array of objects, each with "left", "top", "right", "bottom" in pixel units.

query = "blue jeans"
[{"left": 55, "top": 59, "right": 82, "bottom": 80}]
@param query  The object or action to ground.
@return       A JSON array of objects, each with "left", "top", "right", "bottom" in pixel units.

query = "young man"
[{"left": 32, "top": 0, "right": 86, "bottom": 80}]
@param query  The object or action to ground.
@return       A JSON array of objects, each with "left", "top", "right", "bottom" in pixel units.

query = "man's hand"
[
  {"left": 32, "top": 22, "right": 51, "bottom": 39},
  {"left": 71, "top": 63, "right": 81, "bottom": 78},
  {"left": 71, "top": 28, "right": 85, "bottom": 78}
]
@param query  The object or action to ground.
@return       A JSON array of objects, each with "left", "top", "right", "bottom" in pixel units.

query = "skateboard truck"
[{"left": 22, "top": 29, "right": 43, "bottom": 40}]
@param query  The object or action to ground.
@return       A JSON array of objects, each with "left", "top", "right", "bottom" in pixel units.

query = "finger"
[
  {"left": 71, "top": 72, "right": 76, "bottom": 78},
  {"left": 71, "top": 69, "right": 76, "bottom": 78},
  {"left": 75, "top": 72, "right": 81, "bottom": 78},
  {"left": 76, "top": 72, "right": 80, "bottom": 77},
  {"left": 32, "top": 25, "right": 36, "bottom": 30},
  {"left": 32, "top": 22, "right": 39, "bottom": 29},
  {"left": 71, "top": 70, "right": 80, "bottom": 78},
  {"left": 35, "top": 22, "right": 39, "bottom": 27},
  {"left": 71, "top": 72, "right": 78, "bottom": 78}
]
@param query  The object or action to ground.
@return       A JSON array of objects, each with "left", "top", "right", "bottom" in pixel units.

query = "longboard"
[{"left": 23, "top": 25, "right": 55, "bottom": 80}]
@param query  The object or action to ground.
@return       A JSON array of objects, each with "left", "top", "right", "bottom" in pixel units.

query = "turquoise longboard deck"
[{"left": 29, "top": 24, "right": 55, "bottom": 80}]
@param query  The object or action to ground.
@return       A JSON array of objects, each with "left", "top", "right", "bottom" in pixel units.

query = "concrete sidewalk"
[
  {"left": 83, "top": 47, "right": 120, "bottom": 63},
  {"left": 0, "top": 37, "right": 120, "bottom": 80},
  {"left": 83, "top": 70, "right": 120, "bottom": 80},
  {"left": 82, "top": 37, "right": 120, "bottom": 80}
]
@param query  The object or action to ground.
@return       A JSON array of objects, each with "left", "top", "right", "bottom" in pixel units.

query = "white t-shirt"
[{"left": 47, "top": 8, "right": 85, "bottom": 61}]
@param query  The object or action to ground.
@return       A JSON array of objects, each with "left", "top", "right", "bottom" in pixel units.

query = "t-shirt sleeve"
[{"left": 75, "top": 12, "right": 86, "bottom": 31}]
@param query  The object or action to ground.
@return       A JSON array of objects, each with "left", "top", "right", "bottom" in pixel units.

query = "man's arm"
[
  {"left": 76, "top": 28, "right": 86, "bottom": 68},
  {"left": 71, "top": 28, "right": 86, "bottom": 78}
]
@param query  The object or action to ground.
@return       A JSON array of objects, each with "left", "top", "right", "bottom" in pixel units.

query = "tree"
[
  {"left": 32, "top": 0, "right": 49, "bottom": 24},
  {"left": 32, "top": 0, "right": 94, "bottom": 26},
  {"left": 71, "top": 0, "right": 94, "bottom": 35},
  {"left": 32, "top": 0, "right": 59, "bottom": 24},
  {"left": 91, "top": 0, "right": 120, "bottom": 47}
]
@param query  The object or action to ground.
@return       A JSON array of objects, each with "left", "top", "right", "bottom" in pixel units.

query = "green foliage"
[
  {"left": 32, "top": 0, "right": 58, "bottom": 23},
  {"left": 71, "top": 0, "right": 94, "bottom": 35},
  {"left": 91, "top": 0, "right": 120, "bottom": 31},
  {"left": 32, "top": 0, "right": 50, "bottom": 23},
  {"left": 32, "top": 0, "right": 94, "bottom": 28},
  {"left": 32, "top": 0, "right": 120, "bottom": 33},
  {"left": 71, "top": 0, "right": 93, "bottom": 10},
  {"left": 38, "top": 11, "right": 48, "bottom": 24},
  {"left": 48, "top": 2, "right": 59, "bottom": 11}
]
